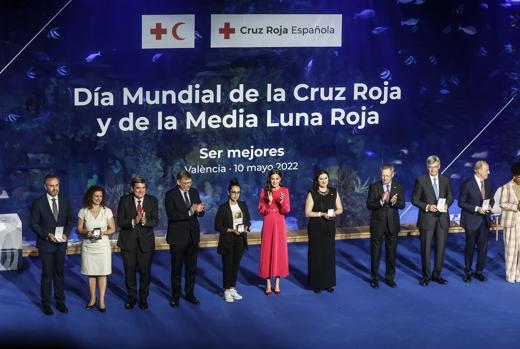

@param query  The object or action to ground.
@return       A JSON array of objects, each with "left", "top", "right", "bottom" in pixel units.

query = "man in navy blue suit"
[
  {"left": 458, "top": 160, "right": 494, "bottom": 282},
  {"left": 29, "top": 174, "right": 74, "bottom": 315}
]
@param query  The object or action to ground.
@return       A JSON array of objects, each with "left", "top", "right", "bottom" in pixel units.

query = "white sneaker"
[
  {"left": 223, "top": 290, "right": 234, "bottom": 302},
  {"left": 230, "top": 288, "right": 243, "bottom": 300}
]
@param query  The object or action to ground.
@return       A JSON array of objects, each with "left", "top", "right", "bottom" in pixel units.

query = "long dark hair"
[
  {"left": 312, "top": 170, "right": 329, "bottom": 193},
  {"left": 82, "top": 185, "right": 106, "bottom": 209},
  {"left": 265, "top": 169, "right": 283, "bottom": 196}
]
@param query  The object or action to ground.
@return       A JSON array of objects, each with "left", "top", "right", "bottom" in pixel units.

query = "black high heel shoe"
[
  {"left": 98, "top": 301, "right": 107, "bottom": 313},
  {"left": 86, "top": 299, "right": 97, "bottom": 310}
]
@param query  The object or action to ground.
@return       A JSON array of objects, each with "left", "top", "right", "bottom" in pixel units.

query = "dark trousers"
[
  {"left": 40, "top": 249, "right": 65, "bottom": 306},
  {"left": 464, "top": 221, "right": 489, "bottom": 275},
  {"left": 170, "top": 243, "right": 198, "bottom": 301},
  {"left": 370, "top": 225, "right": 398, "bottom": 281},
  {"left": 221, "top": 237, "right": 245, "bottom": 289},
  {"left": 121, "top": 248, "right": 153, "bottom": 301},
  {"left": 420, "top": 220, "right": 448, "bottom": 279}
]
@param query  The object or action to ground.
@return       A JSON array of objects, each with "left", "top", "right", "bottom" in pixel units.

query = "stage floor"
[{"left": 1, "top": 233, "right": 518, "bottom": 349}]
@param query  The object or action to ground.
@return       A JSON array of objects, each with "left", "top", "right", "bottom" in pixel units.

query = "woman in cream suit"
[
  {"left": 77, "top": 185, "right": 115, "bottom": 311},
  {"left": 500, "top": 162, "right": 520, "bottom": 283}
]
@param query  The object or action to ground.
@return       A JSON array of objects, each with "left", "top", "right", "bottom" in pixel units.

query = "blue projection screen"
[{"left": 0, "top": 0, "right": 519, "bottom": 244}]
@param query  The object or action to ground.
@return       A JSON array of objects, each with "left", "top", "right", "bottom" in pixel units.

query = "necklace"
[{"left": 318, "top": 188, "right": 329, "bottom": 196}]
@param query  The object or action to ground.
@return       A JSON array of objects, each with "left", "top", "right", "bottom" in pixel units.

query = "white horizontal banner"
[{"left": 211, "top": 14, "right": 342, "bottom": 48}]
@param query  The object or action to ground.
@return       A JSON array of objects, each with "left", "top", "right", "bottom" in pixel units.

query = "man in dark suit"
[
  {"left": 367, "top": 164, "right": 405, "bottom": 288},
  {"left": 412, "top": 155, "right": 454, "bottom": 286},
  {"left": 117, "top": 176, "right": 159, "bottom": 310},
  {"left": 459, "top": 160, "right": 494, "bottom": 282},
  {"left": 29, "top": 174, "right": 74, "bottom": 315},
  {"left": 165, "top": 170, "right": 205, "bottom": 307}
]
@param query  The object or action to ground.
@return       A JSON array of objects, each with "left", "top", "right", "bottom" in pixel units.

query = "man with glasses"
[
  {"left": 412, "top": 155, "right": 454, "bottom": 286},
  {"left": 165, "top": 170, "right": 205, "bottom": 307},
  {"left": 117, "top": 176, "right": 159, "bottom": 310}
]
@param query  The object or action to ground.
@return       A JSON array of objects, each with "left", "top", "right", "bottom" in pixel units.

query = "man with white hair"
[
  {"left": 412, "top": 155, "right": 454, "bottom": 286},
  {"left": 458, "top": 160, "right": 494, "bottom": 282}
]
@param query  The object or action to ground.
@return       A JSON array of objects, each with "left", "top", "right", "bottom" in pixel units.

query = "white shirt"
[
  {"left": 380, "top": 182, "right": 392, "bottom": 206},
  {"left": 134, "top": 196, "right": 144, "bottom": 209},
  {"left": 474, "top": 175, "right": 485, "bottom": 211},
  {"left": 47, "top": 193, "right": 59, "bottom": 213},
  {"left": 179, "top": 188, "right": 191, "bottom": 206},
  {"left": 429, "top": 176, "right": 439, "bottom": 196},
  {"left": 230, "top": 203, "right": 244, "bottom": 229}
]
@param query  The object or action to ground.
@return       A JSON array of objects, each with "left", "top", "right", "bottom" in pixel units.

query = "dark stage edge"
[{"left": 1, "top": 233, "right": 518, "bottom": 349}]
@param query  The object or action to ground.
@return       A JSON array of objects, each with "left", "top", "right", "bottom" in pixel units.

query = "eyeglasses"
[{"left": 230, "top": 191, "right": 241, "bottom": 195}]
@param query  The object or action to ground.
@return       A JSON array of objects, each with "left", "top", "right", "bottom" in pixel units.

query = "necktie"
[
  {"left": 51, "top": 198, "right": 58, "bottom": 221},
  {"left": 433, "top": 178, "right": 439, "bottom": 200},
  {"left": 137, "top": 200, "right": 143, "bottom": 215},
  {"left": 183, "top": 191, "right": 191, "bottom": 209},
  {"left": 480, "top": 181, "right": 485, "bottom": 199},
  {"left": 385, "top": 184, "right": 390, "bottom": 203}
]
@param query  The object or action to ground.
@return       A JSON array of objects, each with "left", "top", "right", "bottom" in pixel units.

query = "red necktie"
[{"left": 137, "top": 200, "right": 143, "bottom": 215}]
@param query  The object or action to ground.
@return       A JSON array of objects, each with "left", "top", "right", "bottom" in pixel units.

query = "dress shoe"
[
  {"left": 370, "top": 279, "right": 379, "bottom": 288},
  {"left": 98, "top": 305, "right": 107, "bottom": 313},
  {"left": 42, "top": 305, "right": 53, "bottom": 316},
  {"left": 326, "top": 287, "right": 335, "bottom": 293},
  {"left": 186, "top": 295, "right": 200, "bottom": 305},
  {"left": 125, "top": 299, "right": 136, "bottom": 310},
  {"left": 432, "top": 276, "right": 448, "bottom": 285},
  {"left": 419, "top": 277, "right": 430, "bottom": 286},
  {"left": 139, "top": 300, "right": 148, "bottom": 310},
  {"left": 474, "top": 273, "right": 487, "bottom": 282},
  {"left": 56, "top": 303, "right": 68, "bottom": 313},
  {"left": 313, "top": 288, "right": 322, "bottom": 294},
  {"left": 170, "top": 300, "right": 180, "bottom": 308},
  {"left": 463, "top": 274, "right": 472, "bottom": 283},
  {"left": 386, "top": 279, "right": 397, "bottom": 288}
]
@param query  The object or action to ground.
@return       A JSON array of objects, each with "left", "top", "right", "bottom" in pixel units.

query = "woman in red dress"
[{"left": 258, "top": 169, "right": 290, "bottom": 295}]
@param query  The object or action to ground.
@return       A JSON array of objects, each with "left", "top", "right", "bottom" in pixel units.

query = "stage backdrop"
[{"left": 0, "top": 0, "right": 519, "bottom": 244}]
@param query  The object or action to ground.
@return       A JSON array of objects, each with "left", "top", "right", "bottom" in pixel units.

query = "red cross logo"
[
  {"left": 150, "top": 23, "right": 167, "bottom": 40},
  {"left": 219, "top": 22, "right": 235, "bottom": 39}
]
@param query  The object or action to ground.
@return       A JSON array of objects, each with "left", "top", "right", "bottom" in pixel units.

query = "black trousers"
[
  {"left": 170, "top": 242, "right": 198, "bottom": 301},
  {"left": 464, "top": 221, "right": 489, "bottom": 275},
  {"left": 121, "top": 247, "right": 153, "bottom": 301},
  {"left": 420, "top": 219, "right": 448, "bottom": 279},
  {"left": 370, "top": 224, "right": 398, "bottom": 281},
  {"left": 221, "top": 237, "right": 245, "bottom": 289},
  {"left": 40, "top": 249, "right": 65, "bottom": 306}
]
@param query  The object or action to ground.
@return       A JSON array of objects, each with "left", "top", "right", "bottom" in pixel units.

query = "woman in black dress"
[
  {"left": 305, "top": 170, "right": 343, "bottom": 293},
  {"left": 215, "top": 178, "right": 251, "bottom": 302}
]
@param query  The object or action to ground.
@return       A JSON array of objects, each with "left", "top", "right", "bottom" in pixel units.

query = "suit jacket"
[
  {"left": 165, "top": 186, "right": 204, "bottom": 245},
  {"left": 366, "top": 181, "right": 405, "bottom": 234},
  {"left": 215, "top": 200, "right": 251, "bottom": 255},
  {"left": 412, "top": 174, "right": 454, "bottom": 230},
  {"left": 459, "top": 177, "right": 494, "bottom": 231},
  {"left": 500, "top": 180, "right": 520, "bottom": 229},
  {"left": 117, "top": 193, "right": 159, "bottom": 253},
  {"left": 29, "top": 193, "right": 74, "bottom": 253}
]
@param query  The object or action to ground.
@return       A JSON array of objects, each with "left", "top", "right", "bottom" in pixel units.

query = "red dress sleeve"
[
  {"left": 279, "top": 187, "right": 291, "bottom": 215},
  {"left": 258, "top": 188, "right": 270, "bottom": 216}
]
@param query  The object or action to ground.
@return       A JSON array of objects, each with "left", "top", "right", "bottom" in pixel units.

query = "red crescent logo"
[{"left": 172, "top": 22, "right": 185, "bottom": 40}]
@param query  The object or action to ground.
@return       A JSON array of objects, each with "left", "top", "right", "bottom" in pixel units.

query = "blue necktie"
[{"left": 433, "top": 178, "right": 439, "bottom": 200}]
